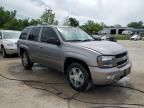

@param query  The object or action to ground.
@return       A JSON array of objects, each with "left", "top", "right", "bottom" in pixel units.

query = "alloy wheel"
[{"left": 69, "top": 67, "right": 84, "bottom": 88}]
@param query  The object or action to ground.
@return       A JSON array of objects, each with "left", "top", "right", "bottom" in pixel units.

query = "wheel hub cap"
[{"left": 69, "top": 67, "right": 84, "bottom": 88}]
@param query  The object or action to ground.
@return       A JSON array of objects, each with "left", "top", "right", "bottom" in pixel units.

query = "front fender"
[{"left": 64, "top": 51, "right": 89, "bottom": 65}]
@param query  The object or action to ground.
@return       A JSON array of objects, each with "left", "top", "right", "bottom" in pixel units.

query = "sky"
[{"left": 0, "top": 0, "right": 144, "bottom": 26}]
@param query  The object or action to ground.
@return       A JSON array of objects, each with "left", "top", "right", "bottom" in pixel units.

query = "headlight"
[{"left": 97, "top": 55, "right": 115, "bottom": 68}]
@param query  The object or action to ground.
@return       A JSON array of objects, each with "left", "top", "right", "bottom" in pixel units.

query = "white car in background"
[
  {"left": 0, "top": 30, "right": 21, "bottom": 57},
  {"left": 130, "top": 35, "right": 141, "bottom": 41},
  {"left": 122, "top": 30, "right": 133, "bottom": 35}
]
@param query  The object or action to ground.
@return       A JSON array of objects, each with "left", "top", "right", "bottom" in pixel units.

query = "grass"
[
  {"left": 112, "top": 35, "right": 130, "bottom": 40},
  {"left": 113, "top": 34, "right": 144, "bottom": 40}
]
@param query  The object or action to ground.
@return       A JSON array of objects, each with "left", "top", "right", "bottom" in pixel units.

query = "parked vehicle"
[
  {"left": 92, "top": 35, "right": 101, "bottom": 40},
  {"left": 130, "top": 35, "right": 141, "bottom": 41},
  {"left": 101, "top": 35, "right": 117, "bottom": 42},
  {"left": 0, "top": 30, "right": 21, "bottom": 57},
  {"left": 122, "top": 30, "right": 133, "bottom": 35},
  {"left": 17, "top": 25, "right": 131, "bottom": 91}
]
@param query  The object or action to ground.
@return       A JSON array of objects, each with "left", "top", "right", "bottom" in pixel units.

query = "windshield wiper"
[
  {"left": 81, "top": 39, "right": 94, "bottom": 42},
  {"left": 67, "top": 40, "right": 83, "bottom": 42}
]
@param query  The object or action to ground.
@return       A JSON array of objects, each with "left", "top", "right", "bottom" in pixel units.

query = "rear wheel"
[
  {"left": 1, "top": 47, "right": 7, "bottom": 58},
  {"left": 66, "top": 63, "right": 90, "bottom": 91},
  {"left": 21, "top": 51, "right": 33, "bottom": 70}
]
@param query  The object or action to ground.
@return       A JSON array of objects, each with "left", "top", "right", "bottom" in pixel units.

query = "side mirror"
[{"left": 47, "top": 38, "right": 61, "bottom": 46}]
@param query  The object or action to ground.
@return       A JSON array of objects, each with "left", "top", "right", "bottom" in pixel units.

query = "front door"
[{"left": 38, "top": 27, "right": 63, "bottom": 71}]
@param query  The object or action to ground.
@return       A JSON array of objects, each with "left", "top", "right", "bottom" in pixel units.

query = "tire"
[
  {"left": 1, "top": 47, "right": 7, "bottom": 58},
  {"left": 66, "top": 63, "right": 90, "bottom": 91},
  {"left": 21, "top": 51, "right": 33, "bottom": 70}
]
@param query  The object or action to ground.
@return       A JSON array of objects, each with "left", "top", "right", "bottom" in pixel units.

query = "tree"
[
  {"left": 29, "top": 19, "right": 41, "bottom": 25},
  {"left": 81, "top": 20, "right": 103, "bottom": 34},
  {"left": 0, "top": 7, "right": 17, "bottom": 28},
  {"left": 69, "top": 17, "right": 79, "bottom": 27},
  {"left": 127, "top": 21, "right": 143, "bottom": 28},
  {"left": 40, "top": 9, "right": 58, "bottom": 25},
  {"left": 63, "top": 16, "right": 70, "bottom": 26}
]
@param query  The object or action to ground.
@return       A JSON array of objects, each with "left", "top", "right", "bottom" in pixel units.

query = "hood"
[
  {"left": 3, "top": 39, "right": 18, "bottom": 43},
  {"left": 72, "top": 41, "right": 127, "bottom": 55}
]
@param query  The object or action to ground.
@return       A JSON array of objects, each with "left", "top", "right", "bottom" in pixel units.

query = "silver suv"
[{"left": 17, "top": 25, "right": 131, "bottom": 91}]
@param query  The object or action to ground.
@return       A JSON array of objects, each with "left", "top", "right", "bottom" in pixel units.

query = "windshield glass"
[
  {"left": 57, "top": 27, "right": 94, "bottom": 42},
  {"left": 3, "top": 31, "right": 21, "bottom": 39}
]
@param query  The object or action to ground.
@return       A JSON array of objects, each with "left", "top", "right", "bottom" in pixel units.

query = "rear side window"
[
  {"left": 28, "top": 27, "right": 41, "bottom": 41},
  {"left": 41, "top": 27, "right": 58, "bottom": 43},
  {"left": 19, "top": 28, "right": 30, "bottom": 40}
]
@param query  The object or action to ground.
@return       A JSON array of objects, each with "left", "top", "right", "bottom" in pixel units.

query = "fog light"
[{"left": 106, "top": 75, "right": 115, "bottom": 80}]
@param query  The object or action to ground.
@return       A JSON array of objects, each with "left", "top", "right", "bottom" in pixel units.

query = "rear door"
[
  {"left": 38, "top": 27, "right": 63, "bottom": 71},
  {"left": 26, "top": 27, "right": 41, "bottom": 62},
  {"left": 18, "top": 28, "right": 31, "bottom": 55}
]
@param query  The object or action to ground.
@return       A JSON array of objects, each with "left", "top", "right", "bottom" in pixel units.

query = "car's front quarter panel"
[
  {"left": 63, "top": 43, "right": 101, "bottom": 67},
  {"left": 1, "top": 40, "right": 18, "bottom": 54}
]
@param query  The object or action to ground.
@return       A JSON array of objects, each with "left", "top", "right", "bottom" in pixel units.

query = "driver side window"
[{"left": 41, "top": 27, "right": 58, "bottom": 43}]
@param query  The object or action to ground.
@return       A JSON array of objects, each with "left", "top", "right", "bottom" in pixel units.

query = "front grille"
[
  {"left": 115, "top": 52, "right": 128, "bottom": 66},
  {"left": 117, "top": 59, "right": 127, "bottom": 66},
  {"left": 115, "top": 52, "right": 127, "bottom": 58}
]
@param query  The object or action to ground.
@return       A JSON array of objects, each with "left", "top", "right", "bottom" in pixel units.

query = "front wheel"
[
  {"left": 66, "top": 63, "right": 90, "bottom": 91},
  {"left": 21, "top": 51, "right": 33, "bottom": 70},
  {"left": 1, "top": 47, "right": 7, "bottom": 58}
]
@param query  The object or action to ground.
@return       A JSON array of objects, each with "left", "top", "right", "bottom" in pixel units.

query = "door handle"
[{"left": 39, "top": 46, "right": 44, "bottom": 48}]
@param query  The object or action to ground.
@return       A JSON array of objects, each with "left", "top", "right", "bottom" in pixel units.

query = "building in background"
[{"left": 100, "top": 27, "right": 144, "bottom": 35}]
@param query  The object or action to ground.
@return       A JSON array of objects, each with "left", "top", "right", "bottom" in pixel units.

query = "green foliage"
[
  {"left": 63, "top": 16, "right": 79, "bottom": 27},
  {"left": 127, "top": 21, "right": 144, "bottom": 28},
  {"left": 40, "top": 9, "right": 58, "bottom": 25},
  {"left": 81, "top": 20, "right": 103, "bottom": 34},
  {"left": 69, "top": 17, "right": 79, "bottom": 27},
  {"left": 0, "top": 7, "right": 16, "bottom": 28},
  {"left": 1, "top": 6, "right": 144, "bottom": 33},
  {"left": 29, "top": 19, "right": 41, "bottom": 26},
  {"left": 0, "top": 7, "right": 58, "bottom": 30},
  {"left": 114, "top": 35, "right": 130, "bottom": 40}
]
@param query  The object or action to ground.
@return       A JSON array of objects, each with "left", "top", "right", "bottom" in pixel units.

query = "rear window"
[
  {"left": 20, "top": 28, "right": 31, "bottom": 40},
  {"left": 28, "top": 27, "right": 41, "bottom": 41}
]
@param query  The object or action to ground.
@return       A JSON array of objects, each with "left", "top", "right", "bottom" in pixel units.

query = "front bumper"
[
  {"left": 5, "top": 49, "right": 18, "bottom": 54},
  {"left": 89, "top": 62, "right": 131, "bottom": 85}
]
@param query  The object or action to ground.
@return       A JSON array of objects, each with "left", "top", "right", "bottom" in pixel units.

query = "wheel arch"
[
  {"left": 64, "top": 57, "right": 92, "bottom": 80},
  {"left": 19, "top": 48, "right": 27, "bottom": 56}
]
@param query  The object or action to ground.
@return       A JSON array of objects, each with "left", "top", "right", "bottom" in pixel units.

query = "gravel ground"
[{"left": 0, "top": 40, "right": 144, "bottom": 108}]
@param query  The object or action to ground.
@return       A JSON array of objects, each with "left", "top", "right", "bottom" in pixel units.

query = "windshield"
[
  {"left": 3, "top": 31, "right": 21, "bottom": 39},
  {"left": 57, "top": 27, "right": 94, "bottom": 42}
]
